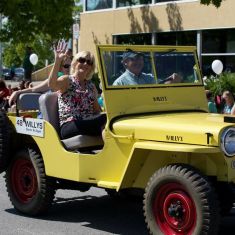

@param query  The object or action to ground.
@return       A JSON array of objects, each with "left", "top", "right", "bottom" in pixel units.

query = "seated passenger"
[
  {"left": 113, "top": 51, "right": 156, "bottom": 86},
  {"left": 48, "top": 41, "right": 106, "bottom": 139}
]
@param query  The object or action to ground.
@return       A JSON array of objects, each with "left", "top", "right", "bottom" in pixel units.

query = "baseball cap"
[{"left": 122, "top": 51, "right": 144, "bottom": 61}]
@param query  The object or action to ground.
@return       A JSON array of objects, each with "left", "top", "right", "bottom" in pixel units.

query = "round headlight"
[{"left": 221, "top": 127, "right": 235, "bottom": 157}]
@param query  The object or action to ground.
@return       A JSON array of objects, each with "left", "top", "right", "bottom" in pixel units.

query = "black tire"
[
  {"left": 5, "top": 148, "right": 56, "bottom": 216},
  {"left": 143, "top": 164, "right": 220, "bottom": 235},
  {"left": 0, "top": 110, "right": 10, "bottom": 173}
]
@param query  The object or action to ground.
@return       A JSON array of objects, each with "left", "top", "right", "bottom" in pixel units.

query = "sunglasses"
[
  {"left": 77, "top": 57, "right": 93, "bottom": 66},
  {"left": 63, "top": 64, "right": 70, "bottom": 69}
]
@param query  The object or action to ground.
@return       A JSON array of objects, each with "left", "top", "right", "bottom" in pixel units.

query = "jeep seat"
[
  {"left": 39, "top": 92, "right": 104, "bottom": 151},
  {"left": 18, "top": 93, "right": 42, "bottom": 111}
]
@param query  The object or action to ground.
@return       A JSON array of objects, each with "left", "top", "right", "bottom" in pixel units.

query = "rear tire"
[
  {"left": 5, "top": 148, "right": 56, "bottom": 215},
  {"left": 143, "top": 164, "right": 220, "bottom": 235}
]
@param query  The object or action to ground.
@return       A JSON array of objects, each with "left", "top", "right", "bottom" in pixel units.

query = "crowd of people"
[
  {"left": 206, "top": 89, "right": 235, "bottom": 115},
  {"left": 0, "top": 79, "right": 34, "bottom": 110}
]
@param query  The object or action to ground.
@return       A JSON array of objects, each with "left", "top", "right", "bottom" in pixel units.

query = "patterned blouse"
[{"left": 58, "top": 76, "right": 97, "bottom": 126}]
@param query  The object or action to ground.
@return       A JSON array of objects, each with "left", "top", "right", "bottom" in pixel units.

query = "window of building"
[
  {"left": 202, "top": 56, "right": 235, "bottom": 75},
  {"left": 117, "top": 0, "right": 151, "bottom": 8},
  {"left": 114, "top": 29, "right": 235, "bottom": 76},
  {"left": 202, "top": 29, "right": 235, "bottom": 53},
  {"left": 202, "top": 29, "right": 235, "bottom": 75},
  {"left": 86, "top": 0, "right": 112, "bottom": 11},
  {"left": 155, "top": 0, "right": 182, "bottom": 3},
  {"left": 156, "top": 31, "right": 196, "bottom": 46},
  {"left": 115, "top": 33, "right": 152, "bottom": 45}
]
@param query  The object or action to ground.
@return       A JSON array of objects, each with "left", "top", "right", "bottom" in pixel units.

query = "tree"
[
  {"left": 3, "top": 34, "right": 55, "bottom": 69},
  {"left": 1, "top": 0, "right": 83, "bottom": 70},
  {"left": 2, "top": 43, "right": 23, "bottom": 68},
  {"left": 0, "top": 0, "right": 76, "bottom": 43},
  {"left": 200, "top": 0, "right": 223, "bottom": 7}
]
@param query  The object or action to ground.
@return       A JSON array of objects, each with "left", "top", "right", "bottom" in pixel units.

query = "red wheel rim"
[
  {"left": 11, "top": 158, "right": 38, "bottom": 204},
  {"left": 153, "top": 182, "right": 196, "bottom": 235}
]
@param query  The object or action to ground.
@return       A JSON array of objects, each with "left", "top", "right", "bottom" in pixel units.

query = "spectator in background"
[
  {"left": 23, "top": 47, "right": 33, "bottom": 82},
  {"left": 205, "top": 90, "right": 217, "bottom": 113},
  {"left": 0, "top": 79, "right": 10, "bottom": 99},
  {"left": 0, "top": 79, "right": 10, "bottom": 110},
  {"left": 221, "top": 90, "right": 234, "bottom": 114},
  {"left": 10, "top": 66, "right": 15, "bottom": 80},
  {"left": 11, "top": 87, "right": 19, "bottom": 92},
  {"left": 7, "top": 84, "right": 13, "bottom": 96},
  {"left": 18, "top": 80, "right": 26, "bottom": 90},
  {"left": 25, "top": 81, "right": 34, "bottom": 89}
]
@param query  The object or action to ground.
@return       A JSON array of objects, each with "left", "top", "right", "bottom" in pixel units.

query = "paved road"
[
  {"left": 0, "top": 173, "right": 148, "bottom": 235},
  {"left": 1, "top": 172, "right": 235, "bottom": 234}
]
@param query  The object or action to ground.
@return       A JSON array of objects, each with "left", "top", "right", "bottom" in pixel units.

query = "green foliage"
[
  {"left": 2, "top": 43, "right": 24, "bottom": 67},
  {"left": 0, "top": 0, "right": 76, "bottom": 43},
  {"left": 3, "top": 35, "right": 54, "bottom": 69},
  {"left": 204, "top": 73, "right": 235, "bottom": 96},
  {"left": 1, "top": 0, "right": 83, "bottom": 70},
  {"left": 200, "top": 0, "right": 223, "bottom": 8},
  {"left": 74, "top": 0, "right": 83, "bottom": 15}
]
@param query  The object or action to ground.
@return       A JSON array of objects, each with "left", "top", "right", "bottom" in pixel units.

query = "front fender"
[{"left": 118, "top": 141, "right": 225, "bottom": 190}]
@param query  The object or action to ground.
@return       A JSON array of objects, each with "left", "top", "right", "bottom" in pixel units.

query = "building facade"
[{"left": 78, "top": 0, "right": 235, "bottom": 75}]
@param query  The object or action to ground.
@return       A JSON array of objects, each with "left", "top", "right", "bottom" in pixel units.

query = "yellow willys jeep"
[{"left": 1, "top": 45, "right": 235, "bottom": 235}]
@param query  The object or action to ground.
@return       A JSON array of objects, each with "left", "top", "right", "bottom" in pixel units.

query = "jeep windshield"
[
  {"left": 96, "top": 45, "right": 207, "bottom": 120},
  {"left": 97, "top": 45, "right": 202, "bottom": 88}
]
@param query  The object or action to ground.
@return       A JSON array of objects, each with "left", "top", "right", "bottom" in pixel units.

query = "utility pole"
[{"left": 73, "top": 14, "right": 80, "bottom": 54}]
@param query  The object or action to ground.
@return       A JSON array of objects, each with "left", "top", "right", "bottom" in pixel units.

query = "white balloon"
[
  {"left": 29, "top": 53, "right": 38, "bottom": 65},
  {"left": 212, "top": 60, "right": 223, "bottom": 75}
]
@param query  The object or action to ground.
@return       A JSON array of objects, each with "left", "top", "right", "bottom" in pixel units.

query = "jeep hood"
[{"left": 112, "top": 112, "right": 234, "bottom": 146}]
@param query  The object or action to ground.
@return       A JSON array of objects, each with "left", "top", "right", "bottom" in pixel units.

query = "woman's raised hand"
[{"left": 54, "top": 40, "right": 68, "bottom": 61}]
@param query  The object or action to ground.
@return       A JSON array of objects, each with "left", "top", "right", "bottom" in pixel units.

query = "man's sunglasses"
[
  {"left": 77, "top": 57, "right": 93, "bottom": 66},
  {"left": 63, "top": 64, "right": 71, "bottom": 69}
]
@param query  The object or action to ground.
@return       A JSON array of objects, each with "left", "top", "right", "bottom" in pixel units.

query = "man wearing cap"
[{"left": 113, "top": 51, "right": 156, "bottom": 86}]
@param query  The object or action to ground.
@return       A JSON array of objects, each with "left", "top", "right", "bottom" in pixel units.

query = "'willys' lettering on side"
[
  {"left": 166, "top": 135, "right": 183, "bottom": 142},
  {"left": 153, "top": 96, "right": 167, "bottom": 102}
]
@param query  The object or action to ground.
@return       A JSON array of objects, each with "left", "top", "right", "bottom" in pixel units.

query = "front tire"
[
  {"left": 5, "top": 148, "right": 56, "bottom": 215},
  {"left": 143, "top": 164, "right": 220, "bottom": 235}
]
